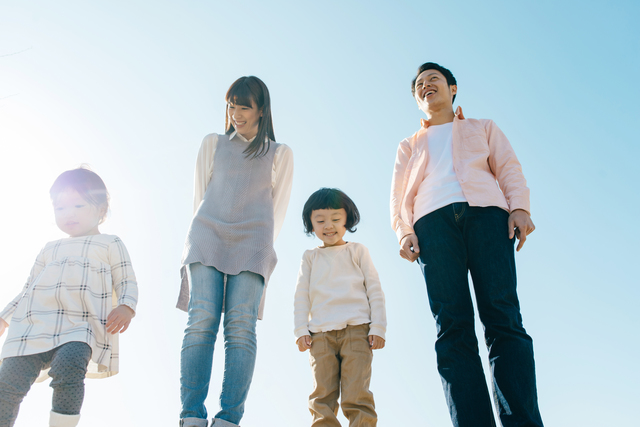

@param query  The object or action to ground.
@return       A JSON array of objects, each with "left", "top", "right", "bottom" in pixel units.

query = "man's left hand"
[{"left": 508, "top": 209, "right": 535, "bottom": 252}]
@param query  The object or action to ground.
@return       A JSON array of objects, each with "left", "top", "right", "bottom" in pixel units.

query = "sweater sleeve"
[
  {"left": 272, "top": 144, "right": 294, "bottom": 242},
  {"left": 0, "top": 247, "right": 46, "bottom": 324},
  {"left": 293, "top": 251, "right": 312, "bottom": 339},
  {"left": 193, "top": 134, "right": 218, "bottom": 215},
  {"left": 109, "top": 237, "right": 139, "bottom": 314},
  {"left": 357, "top": 244, "right": 387, "bottom": 339}
]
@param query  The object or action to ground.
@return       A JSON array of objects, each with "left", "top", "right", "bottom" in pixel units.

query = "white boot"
[{"left": 49, "top": 411, "right": 81, "bottom": 427}]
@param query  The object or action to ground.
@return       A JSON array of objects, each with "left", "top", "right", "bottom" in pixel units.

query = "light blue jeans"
[{"left": 180, "top": 263, "right": 264, "bottom": 426}]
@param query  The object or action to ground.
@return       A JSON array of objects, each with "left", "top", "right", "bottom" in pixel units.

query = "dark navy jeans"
[{"left": 415, "top": 203, "right": 543, "bottom": 427}]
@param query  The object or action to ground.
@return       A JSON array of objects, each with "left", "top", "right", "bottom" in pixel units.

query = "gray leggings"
[{"left": 0, "top": 341, "right": 92, "bottom": 427}]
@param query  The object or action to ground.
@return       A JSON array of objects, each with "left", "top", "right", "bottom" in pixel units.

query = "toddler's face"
[
  {"left": 53, "top": 189, "right": 104, "bottom": 238},
  {"left": 311, "top": 208, "right": 347, "bottom": 248}
]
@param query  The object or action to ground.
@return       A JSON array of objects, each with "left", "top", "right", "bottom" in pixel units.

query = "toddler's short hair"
[
  {"left": 302, "top": 188, "right": 360, "bottom": 235},
  {"left": 50, "top": 167, "right": 110, "bottom": 223}
]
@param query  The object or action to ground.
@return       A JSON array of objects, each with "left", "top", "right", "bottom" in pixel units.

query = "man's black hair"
[
  {"left": 411, "top": 62, "right": 457, "bottom": 104},
  {"left": 302, "top": 188, "right": 360, "bottom": 235}
]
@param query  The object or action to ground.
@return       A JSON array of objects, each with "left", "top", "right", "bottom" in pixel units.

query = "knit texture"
[{"left": 179, "top": 134, "right": 279, "bottom": 319}]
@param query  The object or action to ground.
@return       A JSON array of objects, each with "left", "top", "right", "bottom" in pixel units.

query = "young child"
[
  {"left": 177, "top": 76, "right": 293, "bottom": 427},
  {"left": 0, "top": 167, "right": 138, "bottom": 427},
  {"left": 294, "top": 188, "right": 386, "bottom": 427}
]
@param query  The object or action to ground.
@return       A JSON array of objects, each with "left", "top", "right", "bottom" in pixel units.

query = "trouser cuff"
[
  {"left": 212, "top": 417, "right": 240, "bottom": 427},
  {"left": 180, "top": 417, "right": 209, "bottom": 427}
]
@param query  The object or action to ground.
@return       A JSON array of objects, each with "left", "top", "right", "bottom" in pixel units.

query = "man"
[{"left": 390, "top": 62, "right": 543, "bottom": 427}]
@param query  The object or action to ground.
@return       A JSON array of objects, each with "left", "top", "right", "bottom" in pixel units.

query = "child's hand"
[
  {"left": 0, "top": 318, "right": 7, "bottom": 337},
  {"left": 369, "top": 335, "right": 385, "bottom": 350},
  {"left": 296, "top": 335, "right": 312, "bottom": 352},
  {"left": 106, "top": 305, "right": 135, "bottom": 335}
]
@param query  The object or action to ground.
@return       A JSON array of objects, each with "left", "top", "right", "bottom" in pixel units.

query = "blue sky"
[{"left": 1, "top": 1, "right": 638, "bottom": 426}]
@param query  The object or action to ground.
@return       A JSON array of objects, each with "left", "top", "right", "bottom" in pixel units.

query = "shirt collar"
[
  {"left": 420, "top": 106, "right": 465, "bottom": 129},
  {"left": 229, "top": 130, "right": 256, "bottom": 143}
]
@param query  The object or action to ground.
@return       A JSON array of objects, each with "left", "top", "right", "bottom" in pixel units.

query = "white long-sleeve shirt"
[{"left": 293, "top": 242, "right": 387, "bottom": 340}]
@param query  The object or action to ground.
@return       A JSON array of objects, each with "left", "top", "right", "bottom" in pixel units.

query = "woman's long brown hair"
[{"left": 225, "top": 76, "right": 276, "bottom": 158}]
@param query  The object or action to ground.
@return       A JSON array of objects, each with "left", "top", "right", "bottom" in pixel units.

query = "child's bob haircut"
[
  {"left": 302, "top": 188, "right": 360, "bottom": 235},
  {"left": 50, "top": 167, "right": 110, "bottom": 224}
]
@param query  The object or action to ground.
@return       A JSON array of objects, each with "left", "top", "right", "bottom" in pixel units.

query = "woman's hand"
[
  {"left": 369, "top": 335, "right": 385, "bottom": 350},
  {"left": 296, "top": 335, "right": 312, "bottom": 352},
  {"left": 106, "top": 305, "right": 135, "bottom": 334}
]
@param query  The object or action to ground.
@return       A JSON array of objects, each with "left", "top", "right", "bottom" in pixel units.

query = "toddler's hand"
[
  {"left": 0, "top": 318, "right": 7, "bottom": 337},
  {"left": 369, "top": 335, "right": 385, "bottom": 350},
  {"left": 106, "top": 305, "right": 135, "bottom": 335},
  {"left": 296, "top": 335, "right": 312, "bottom": 352}
]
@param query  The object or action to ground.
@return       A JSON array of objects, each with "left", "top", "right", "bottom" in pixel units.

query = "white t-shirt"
[{"left": 413, "top": 122, "right": 467, "bottom": 224}]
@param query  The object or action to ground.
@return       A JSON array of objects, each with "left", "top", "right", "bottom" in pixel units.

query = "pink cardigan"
[{"left": 390, "top": 107, "right": 530, "bottom": 244}]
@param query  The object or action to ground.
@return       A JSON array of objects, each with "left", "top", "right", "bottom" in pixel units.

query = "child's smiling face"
[
  {"left": 53, "top": 189, "right": 104, "bottom": 238},
  {"left": 311, "top": 208, "right": 348, "bottom": 247}
]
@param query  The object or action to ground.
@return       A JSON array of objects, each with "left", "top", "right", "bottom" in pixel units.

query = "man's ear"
[{"left": 450, "top": 85, "right": 458, "bottom": 96}]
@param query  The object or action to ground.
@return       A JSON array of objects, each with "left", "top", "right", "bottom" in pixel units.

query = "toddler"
[
  {"left": 294, "top": 188, "right": 386, "bottom": 427},
  {"left": 0, "top": 167, "right": 138, "bottom": 427}
]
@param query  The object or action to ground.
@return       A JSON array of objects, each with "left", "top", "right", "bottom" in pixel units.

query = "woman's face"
[{"left": 227, "top": 98, "right": 262, "bottom": 140}]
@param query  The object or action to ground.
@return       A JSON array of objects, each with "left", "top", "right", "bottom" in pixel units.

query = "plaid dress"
[{"left": 0, "top": 234, "right": 138, "bottom": 381}]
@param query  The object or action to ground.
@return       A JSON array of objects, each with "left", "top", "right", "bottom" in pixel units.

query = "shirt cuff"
[
  {"left": 395, "top": 225, "right": 415, "bottom": 244},
  {"left": 508, "top": 197, "right": 531, "bottom": 216},
  {"left": 117, "top": 301, "right": 137, "bottom": 316},
  {"left": 294, "top": 327, "right": 310, "bottom": 339},
  {"left": 368, "top": 325, "right": 386, "bottom": 340}
]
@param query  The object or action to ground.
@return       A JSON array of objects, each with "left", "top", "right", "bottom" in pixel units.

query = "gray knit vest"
[{"left": 177, "top": 134, "right": 279, "bottom": 318}]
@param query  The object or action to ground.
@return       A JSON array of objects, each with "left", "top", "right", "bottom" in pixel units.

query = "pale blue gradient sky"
[{"left": 1, "top": 1, "right": 638, "bottom": 426}]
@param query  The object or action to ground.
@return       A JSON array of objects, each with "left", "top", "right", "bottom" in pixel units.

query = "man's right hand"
[
  {"left": 400, "top": 234, "right": 420, "bottom": 262},
  {"left": 0, "top": 318, "right": 8, "bottom": 337}
]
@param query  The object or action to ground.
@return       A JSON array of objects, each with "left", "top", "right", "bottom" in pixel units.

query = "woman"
[{"left": 177, "top": 76, "right": 293, "bottom": 427}]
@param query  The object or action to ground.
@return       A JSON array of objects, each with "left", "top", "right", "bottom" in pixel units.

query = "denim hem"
[
  {"left": 212, "top": 417, "right": 240, "bottom": 427},
  {"left": 180, "top": 417, "right": 208, "bottom": 427}
]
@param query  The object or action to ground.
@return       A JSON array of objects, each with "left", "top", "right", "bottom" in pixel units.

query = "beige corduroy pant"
[{"left": 308, "top": 324, "right": 377, "bottom": 427}]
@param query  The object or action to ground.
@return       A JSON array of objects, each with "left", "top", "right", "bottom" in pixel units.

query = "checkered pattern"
[{"left": 0, "top": 234, "right": 138, "bottom": 381}]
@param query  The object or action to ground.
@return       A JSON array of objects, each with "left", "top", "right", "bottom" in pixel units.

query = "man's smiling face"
[{"left": 414, "top": 69, "right": 457, "bottom": 115}]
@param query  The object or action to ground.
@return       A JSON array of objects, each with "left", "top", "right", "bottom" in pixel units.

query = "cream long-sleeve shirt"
[
  {"left": 293, "top": 242, "right": 387, "bottom": 340},
  {"left": 192, "top": 131, "right": 294, "bottom": 241}
]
